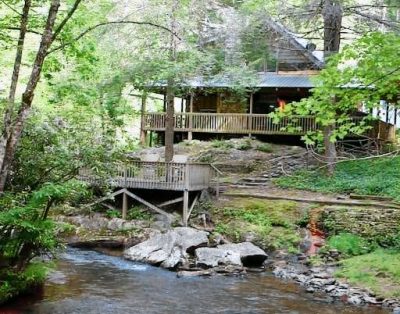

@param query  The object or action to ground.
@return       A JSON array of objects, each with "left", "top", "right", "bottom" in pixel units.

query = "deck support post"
[
  {"left": 183, "top": 189, "right": 189, "bottom": 227},
  {"left": 140, "top": 93, "right": 148, "bottom": 146},
  {"left": 122, "top": 191, "right": 128, "bottom": 220},
  {"left": 248, "top": 92, "right": 254, "bottom": 138},
  {"left": 188, "top": 93, "right": 194, "bottom": 141}
]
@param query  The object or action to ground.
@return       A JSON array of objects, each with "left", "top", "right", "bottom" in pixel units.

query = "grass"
[
  {"left": 325, "top": 233, "right": 374, "bottom": 257},
  {"left": 335, "top": 249, "right": 400, "bottom": 298},
  {"left": 212, "top": 198, "right": 303, "bottom": 252},
  {"left": 275, "top": 156, "right": 400, "bottom": 201}
]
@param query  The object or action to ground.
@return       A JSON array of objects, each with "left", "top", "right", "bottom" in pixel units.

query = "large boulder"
[
  {"left": 124, "top": 227, "right": 209, "bottom": 269},
  {"left": 217, "top": 242, "right": 268, "bottom": 267},
  {"left": 195, "top": 247, "right": 242, "bottom": 268}
]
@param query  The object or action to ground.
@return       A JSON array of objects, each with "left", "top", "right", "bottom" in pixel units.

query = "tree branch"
[
  {"left": 3, "top": 26, "right": 42, "bottom": 36},
  {"left": 52, "top": 0, "right": 83, "bottom": 41},
  {"left": 0, "top": 0, "right": 22, "bottom": 16},
  {"left": 47, "top": 20, "right": 181, "bottom": 55}
]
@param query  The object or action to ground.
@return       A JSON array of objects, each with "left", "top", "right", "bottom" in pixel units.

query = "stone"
[
  {"left": 348, "top": 296, "right": 363, "bottom": 305},
  {"left": 306, "top": 287, "right": 315, "bottom": 293},
  {"left": 364, "top": 296, "right": 381, "bottom": 305},
  {"left": 393, "top": 307, "right": 400, "bottom": 314},
  {"left": 325, "top": 285, "right": 337, "bottom": 293},
  {"left": 124, "top": 227, "right": 209, "bottom": 269},
  {"left": 313, "top": 272, "right": 331, "bottom": 279},
  {"left": 217, "top": 242, "right": 268, "bottom": 266},
  {"left": 195, "top": 247, "right": 242, "bottom": 268}
]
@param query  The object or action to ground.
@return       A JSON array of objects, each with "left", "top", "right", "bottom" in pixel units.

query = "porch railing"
[
  {"left": 143, "top": 112, "right": 318, "bottom": 135},
  {"left": 79, "top": 161, "right": 214, "bottom": 191}
]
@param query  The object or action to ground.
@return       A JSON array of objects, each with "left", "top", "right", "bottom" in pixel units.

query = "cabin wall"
[
  {"left": 191, "top": 94, "right": 218, "bottom": 113},
  {"left": 218, "top": 91, "right": 247, "bottom": 113},
  {"left": 188, "top": 88, "right": 311, "bottom": 114}
]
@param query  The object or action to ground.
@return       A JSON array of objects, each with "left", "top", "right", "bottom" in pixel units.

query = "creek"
[{"left": 2, "top": 248, "right": 389, "bottom": 314}]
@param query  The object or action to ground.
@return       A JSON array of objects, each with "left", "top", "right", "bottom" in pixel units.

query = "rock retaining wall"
[{"left": 322, "top": 206, "right": 400, "bottom": 238}]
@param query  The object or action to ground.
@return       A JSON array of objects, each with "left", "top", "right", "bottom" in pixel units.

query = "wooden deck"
[
  {"left": 143, "top": 112, "right": 396, "bottom": 141},
  {"left": 143, "top": 112, "right": 318, "bottom": 135},
  {"left": 79, "top": 161, "right": 215, "bottom": 191}
]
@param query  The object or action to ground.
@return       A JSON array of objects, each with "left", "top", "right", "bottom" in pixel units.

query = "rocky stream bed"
[{"left": 56, "top": 213, "right": 400, "bottom": 313}]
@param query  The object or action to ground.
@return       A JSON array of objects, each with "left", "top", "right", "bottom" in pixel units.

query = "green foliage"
[
  {"left": 326, "top": 233, "right": 374, "bottom": 257},
  {"left": 272, "top": 32, "right": 400, "bottom": 145},
  {"left": 0, "top": 182, "right": 88, "bottom": 270},
  {"left": 127, "top": 207, "right": 153, "bottom": 221},
  {"left": 105, "top": 209, "right": 121, "bottom": 219},
  {"left": 236, "top": 139, "right": 252, "bottom": 151},
  {"left": 211, "top": 140, "right": 234, "bottom": 150},
  {"left": 276, "top": 156, "right": 400, "bottom": 201},
  {"left": 212, "top": 199, "right": 302, "bottom": 252},
  {"left": 256, "top": 143, "right": 273, "bottom": 153},
  {"left": 0, "top": 262, "right": 49, "bottom": 304},
  {"left": 335, "top": 249, "right": 400, "bottom": 298}
]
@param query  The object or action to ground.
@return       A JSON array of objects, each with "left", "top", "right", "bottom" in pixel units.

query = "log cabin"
[{"left": 139, "top": 18, "right": 396, "bottom": 144}]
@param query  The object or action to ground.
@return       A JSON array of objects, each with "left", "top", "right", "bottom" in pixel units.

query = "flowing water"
[{"left": 2, "top": 248, "right": 389, "bottom": 314}]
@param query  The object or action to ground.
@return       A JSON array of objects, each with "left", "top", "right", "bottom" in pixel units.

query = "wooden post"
[
  {"left": 188, "top": 93, "right": 193, "bottom": 141},
  {"left": 183, "top": 162, "right": 190, "bottom": 226},
  {"left": 248, "top": 92, "right": 254, "bottom": 138},
  {"left": 183, "top": 189, "right": 189, "bottom": 227},
  {"left": 122, "top": 192, "right": 128, "bottom": 220},
  {"left": 140, "top": 93, "right": 147, "bottom": 146}
]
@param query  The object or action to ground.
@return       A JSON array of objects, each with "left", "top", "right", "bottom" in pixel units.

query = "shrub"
[
  {"left": 127, "top": 207, "right": 152, "bottom": 220},
  {"left": 327, "top": 233, "right": 374, "bottom": 256},
  {"left": 105, "top": 209, "right": 121, "bottom": 219},
  {"left": 211, "top": 140, "right": 234, "bottom": 150},
  {"left": 256, "top": 143, "right": 273, "bottom": 153},
  {"left": 236, "top": 139, "right": 252, "bottom": 151}
]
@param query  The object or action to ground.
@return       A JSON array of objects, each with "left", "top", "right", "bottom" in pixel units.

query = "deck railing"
[
  {"left": 79, "top": 161, "right": 214, "bottom": 191},
  {"left": 143, "top": 112, "right": 318, "bottom": 135}
]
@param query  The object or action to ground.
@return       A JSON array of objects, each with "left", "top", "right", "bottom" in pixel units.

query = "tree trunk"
[
  {"left": 0, "top": 0, "right": 31, "bottom": 183},
  {"left": 164, "top": 0, "right": 178, "bottom": 162},
  {"left": 322, "top": 0, "right": 342, "bottom": 59},
  {"left": 323, "top": 124, "right": 337, "bottom": 176},
  {"left": 322, "top": 0, "right": 342, "bottom": 175},
  {"left": 140, "top": 92, "right": 147, "bottom": 146},
  {"left": 0, "top": 0, "right": 61, "bottom": 192}
]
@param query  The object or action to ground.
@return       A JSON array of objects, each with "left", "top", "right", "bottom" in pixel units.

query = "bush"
[
  {"left": 127, "top": 207, "right": 152, "bottom": 220},
  {"left": 0, "top": 262, "right": 49, "bottom": 304},
  {"left": 236, "top": 139, "right": 252, "bottom": 151},
  {"left": 105, "top": 209, "right": 121, "bottom": 219},
  {"left": 211, "top": 140, "right": 234, "bottom": 150},
  {"left": 256, "top": 143, "right": 273, "bottom": 153},
  {"left": 326, "top": 233, "right": 374, "bottom": 256}
]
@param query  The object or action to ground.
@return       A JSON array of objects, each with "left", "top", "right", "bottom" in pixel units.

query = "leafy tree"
[{"left": 272, "top": 31, "right": 400, "bottom": 170}]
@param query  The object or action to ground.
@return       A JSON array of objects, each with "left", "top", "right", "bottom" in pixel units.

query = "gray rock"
[
  {"left": 393, "top": 307, "right": 400, "bottom": 314},
  {"left": 217, "top": 242, "right": 267, "bottom": 266},
  {"left": 306, "top": 287, "right": 315, "bottom": 293},
  {"left": 313, "top": 272, "right": 331, "bottom": 279},
  {"left": 124, "top": 227, "right": 209, "bottom": 269},
  {"left": 325, "top": 285, "right": 337, "bottom": 293},
  {"left": 364, "top": 296, "right": 381, "bottom": 305},
  {"left": 348, "top": 296, "right": 363, "bottom": 305},
  {"left": 195, "top": 247, "right": 242, "bottom": 268}
]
